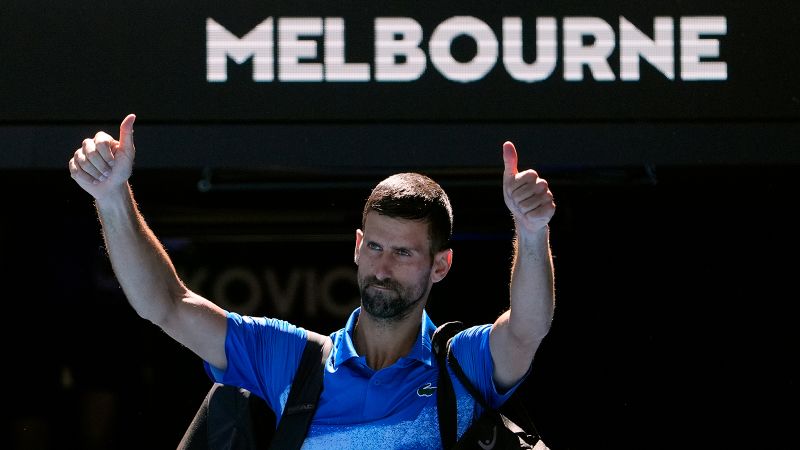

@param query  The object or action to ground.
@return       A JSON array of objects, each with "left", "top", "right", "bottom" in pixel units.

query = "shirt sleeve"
[
  {"left": 204, "top": 312, "right": 307, "bottom": 416},
  {"left": 449, "top": 324, "right": 530, "bottom": 409}
]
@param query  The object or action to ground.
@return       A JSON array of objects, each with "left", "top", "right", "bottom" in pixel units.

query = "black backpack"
[
  {"left": 178, "top": 323, "right": 546, "bottom": 449},
  {"left": 177, "top": 330, "right": 332, "bottom": 450}
]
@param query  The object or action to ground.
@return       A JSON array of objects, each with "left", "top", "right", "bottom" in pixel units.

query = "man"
[{"left": 68, "top": 114, "right": 556, "bottom": 448}]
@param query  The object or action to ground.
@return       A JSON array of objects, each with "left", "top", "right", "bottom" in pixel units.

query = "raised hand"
[
  {"left": 68, "top": 114, "right": 136, "bottom": 200},
  {"left": 501, "top": 141, "right": 555, "bottom": 236}
]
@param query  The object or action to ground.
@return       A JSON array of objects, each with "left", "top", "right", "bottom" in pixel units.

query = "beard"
[{"left": 358, "top": 273, "right": 430, "bottom": 322}]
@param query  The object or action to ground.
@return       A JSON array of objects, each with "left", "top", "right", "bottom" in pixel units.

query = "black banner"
[{"left": 2, "top": 0, "right": 799, "bottom": 122}]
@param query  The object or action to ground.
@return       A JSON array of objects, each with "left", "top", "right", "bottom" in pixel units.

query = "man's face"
[{"left": 355, "top": 212, "right": 450, "bottom": 322}]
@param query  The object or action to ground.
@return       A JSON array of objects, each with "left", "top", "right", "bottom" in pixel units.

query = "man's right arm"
[{"left": 69, "top": 114, "right": 228, "bottom": 369}]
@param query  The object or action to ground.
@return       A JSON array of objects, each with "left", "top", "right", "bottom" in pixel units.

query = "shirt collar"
[{"left": 333, "top": 307, "right": 438, "bottom": 368}]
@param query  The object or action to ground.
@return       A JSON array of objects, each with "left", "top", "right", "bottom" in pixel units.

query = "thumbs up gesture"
[
  {"left": 502, "top": 141, "right": 555, "bottom": 236},
  {"left": 69, "top": 114, "right": 137, "bottom": 200}
]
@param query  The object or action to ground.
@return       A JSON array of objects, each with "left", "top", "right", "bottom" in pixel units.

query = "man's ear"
[
  {"left": 354, "top": 229, "right": 364, "bottom": 265},
  {"left": 431, "top": 248, "right": 453, "bottom": 283}
]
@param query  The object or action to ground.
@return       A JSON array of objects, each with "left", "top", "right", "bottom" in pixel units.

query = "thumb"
[
  {"left": 502, "top": 141, "right": 518, "bottom": 178},
  {"left": 118, "top": 113, "right": 136, "bottom": 153}
]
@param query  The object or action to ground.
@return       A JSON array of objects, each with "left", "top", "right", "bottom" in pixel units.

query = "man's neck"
[{"left": 354, "top": 307, "right": 424, "bottom": 371}]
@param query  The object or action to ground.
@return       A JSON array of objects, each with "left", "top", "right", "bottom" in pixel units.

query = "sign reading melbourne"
[
  {"left": 207, "top": 16, "right": 727, "bottom": 83},
  {"left": 1, "top": 1, "right": 797, "bottom": 122}
]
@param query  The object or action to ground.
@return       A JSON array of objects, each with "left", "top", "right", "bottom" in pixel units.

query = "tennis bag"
[{"left": 432, "top": 321, "right": 549, "bottom": 450}]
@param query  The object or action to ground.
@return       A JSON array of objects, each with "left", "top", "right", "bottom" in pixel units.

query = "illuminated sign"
[
  {"left": 207, "top": 16, "right": 727, "bottom": 83},
  {"left": 0, "top": 1, "right": 797, "bottom": 122}
]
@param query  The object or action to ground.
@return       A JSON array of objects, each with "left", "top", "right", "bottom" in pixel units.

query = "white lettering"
[
  {"left": 680, "top": 16, "right": 727, "bottom": 80},
  {"left": 374, "top": 17, "right": 426, "bottom": 81},
  {"left": 325, "top": 17, "right": 370, "bottom": 82},
  {"left": 620, "top": 16, "right": 675, "bottom": 81},
  {"left": 206, "top": 18, "right": 273, "bottom": 82},
  {"left": 429, "top": 16, "right": 498, "bottom": 83},
  {"left": 205, "top": 15, "right": 728, "bottom": 84},
  {"left": 279, "top": 17, "right": 323, "bottom": 81},
  {"left": 563, "top": 17, "right": 616, "bottom": 81},
  {"left": 502, "top": 17, "right": 557, "bottom": 82}
]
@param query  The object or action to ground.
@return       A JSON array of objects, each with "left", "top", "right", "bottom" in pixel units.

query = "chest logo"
[{"left": 416, "top": 382, "right": 437, "bottom": 397}]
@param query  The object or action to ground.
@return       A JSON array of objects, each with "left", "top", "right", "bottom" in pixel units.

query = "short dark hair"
[{"left": 362, "top": 173, "right": 453, "bottom": 255}]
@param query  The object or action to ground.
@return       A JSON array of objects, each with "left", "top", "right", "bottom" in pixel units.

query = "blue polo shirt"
[{"left": 206, "top": 308, "right": 524, "bottom": 449}]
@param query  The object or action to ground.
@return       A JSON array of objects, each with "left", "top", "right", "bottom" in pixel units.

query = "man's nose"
[{"left": 373, "top": 254, "right": 393, "bottom": 281}]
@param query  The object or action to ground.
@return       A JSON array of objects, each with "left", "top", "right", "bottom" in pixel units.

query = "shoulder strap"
[
  {"left": 432, "top": 321, "right": 466, "bottom": 450},
  {"left": 446, "top": 342, "right": 542, "bottom": 446},
  {"left": 267, "top": 330, "right": 333, "bottom": 450},
  {"left": 433, "top": 321, "right": 542, "bottom": 449}
]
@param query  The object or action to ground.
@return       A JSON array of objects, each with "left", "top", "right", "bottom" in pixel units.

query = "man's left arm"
[{"left": 490, "top": 141, "right": 556, "bottom": 390}]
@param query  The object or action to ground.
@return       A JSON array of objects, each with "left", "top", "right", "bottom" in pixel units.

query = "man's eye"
[
  {"left": 396, "top": 250, "right": 411, "bottom": 257},
  {"left": 368, "top": 242, "right": 381, "bottom": 251}
]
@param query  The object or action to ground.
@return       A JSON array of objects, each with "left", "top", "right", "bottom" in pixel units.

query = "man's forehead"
[{"left": 363, "top": 213, "right": 430, "bottom": 246}]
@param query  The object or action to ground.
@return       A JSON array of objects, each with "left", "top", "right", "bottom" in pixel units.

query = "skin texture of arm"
[
  {"left": 489, "top": 141, "right": 556, "bottom": 390},
  {"left": 68, "top": 114, "right": 229, "bottom": 370}
]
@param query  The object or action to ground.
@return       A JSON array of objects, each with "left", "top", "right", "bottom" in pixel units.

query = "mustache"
[{"left": 362, "top": 277, "right": 400, "bottom": 291}]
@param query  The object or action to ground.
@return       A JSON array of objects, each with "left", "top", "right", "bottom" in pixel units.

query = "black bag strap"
[
  {"left": 432, "top": 321, "right": 541, "bottom": 449},
  {"left": 267, "top": 330, "right": 333, "bottom": 450},
  {"left": 432, "top": 321, "right": 466, "bottom": 449},
  {"left": 446, "top": 348, "right": 541, "bottom": 445}
]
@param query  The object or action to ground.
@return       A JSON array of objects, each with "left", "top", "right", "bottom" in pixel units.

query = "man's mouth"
[{"left": 367, "top": 282, "right": 398, "bottom": 294}]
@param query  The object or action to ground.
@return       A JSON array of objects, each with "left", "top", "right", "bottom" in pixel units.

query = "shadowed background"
[{"left": 1, "top": 1, "right": 797, "bottom": 449}]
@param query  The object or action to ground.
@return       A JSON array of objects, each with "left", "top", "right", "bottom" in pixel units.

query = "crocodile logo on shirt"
[{"left": 416, "top": 382, "right": 437, "bottom": 397}]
